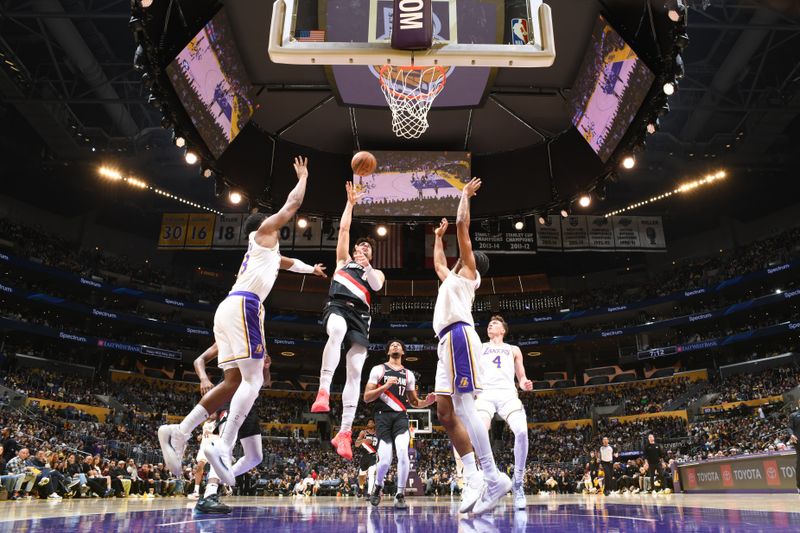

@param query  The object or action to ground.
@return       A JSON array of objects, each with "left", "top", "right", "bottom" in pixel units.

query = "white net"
[{"left": 379, "top": 65, "right": 447, "bottom": 139}]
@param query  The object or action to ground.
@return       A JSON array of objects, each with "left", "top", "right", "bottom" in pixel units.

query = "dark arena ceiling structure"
[{"left": 0, "top": 0, "right": 798, "bottom": 229}]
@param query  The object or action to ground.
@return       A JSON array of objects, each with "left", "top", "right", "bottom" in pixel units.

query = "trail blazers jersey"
[
  {"left": 367, "top": 363, "right": 416, "bottom": 413},
  {"left": 360, "top": 431, "right": 379, "bottom": 454},
  {"left": 329, "top": 261, "right": 378, "bottom": 310}
]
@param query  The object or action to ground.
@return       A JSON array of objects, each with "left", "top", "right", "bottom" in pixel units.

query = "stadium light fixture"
[
  {"left": 514, "top": 220, "right": 524, "bottom": 230},
  {"left": 185, "top": 150, "right": 198, "bottom": 165},
  {"left": 297, "top": 217, "right": 308, "bottom": 228},
  {"left": 560, "top": 208, "right": 569, "bottom": 219},
  {"left": 174, "top": 135, "right": 186, "bottom": 148},
  {"left": 605, "top": 170, "right": 727, "bottom": 217},
  {"left": 663, "top": 82, "right": 675, "bottom": 96},
  {"left": 376, "top": 225, "right": 388, "bottom": 237},
  {"left": 537, "top": 215, "right": 547, "bottom": 225},
  {"left": 228, "top": 191, "right": 243, "bottom": 205},
  {"left": 578, "top": 194, "right": 591, "bottom": 208},
  {"left": 622, "top": 156, "right": 636, "bottom": 169}
]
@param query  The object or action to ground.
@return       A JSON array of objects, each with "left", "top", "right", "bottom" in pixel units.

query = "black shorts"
[
  {"left": 238, "top": 411, "right": 262, "bottom": 439},
  {"left": 218, "top": 410, "right": 262, "bottom": 440},
  {"left": 375, "top": 411, "right": 410, "bottom": 444},
  {"left": 359, "top": 453, "right": 377, "bottom": 472},
  {"left": 323, "top": 298, "right": 371, "bottom": 348}
]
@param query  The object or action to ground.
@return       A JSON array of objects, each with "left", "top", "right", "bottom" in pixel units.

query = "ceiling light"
[
  {"left": 405, "top": 356, "right": 419, "bottom": 362},
  {"left": 537, "top": 215, "right": 547, "bottom": 225},
  {"left": 663, "top": 82, "right": 675, "bottom": 96},
  {"left": 229, "top": 191, "right": 243, "bottom": 205},
  {"left": 202, "top": 168, "right": 213, "bottom": 179},
  {"left": 140, "top": 0, "right": 154, "bottom": 7},
  {"left": 174, "top": 136, "right": 186, "bottom": 148},
  {"left": 185, "top": 150, "right": 198, "bottom": 165},
  {"left": 622, "top": 156, "right": 635, "bottom": 169},
  {"left": 578, "top": 194, "right": 591, "bottom": 208},
  {"left": 514, "top": 220, "right": 524, "bottom": 230},
  {"left": 527, "top": 351, "right": 542, "bottom": 357},
  {"left": 297, "top": 217, "right": 308, "bottom": 228},
  {"left": 560, "top": 208, "right": 569, "bottom": 219},
  {"left": 376, "top": 225, "right": 388, "bottom": 237},
  {"left": 280, "top": 351, "right": 295, "bottom": 357}
]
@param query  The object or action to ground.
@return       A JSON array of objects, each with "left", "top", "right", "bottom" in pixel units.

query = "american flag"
[
  {"left": 295, "top": 30, "right": 326, "bottom": 42},
  {"left": 373, "top": 224, "right": 404, "bottom": 269}
]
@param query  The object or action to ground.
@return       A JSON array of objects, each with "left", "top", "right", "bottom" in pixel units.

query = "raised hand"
[
  {"left": 345, "top": 181, "right": 366, "bottom": 206},
  {"left": 353, "top": 250, "right": 369, "bottom": 268},
  {"left": 434, "top": 218, "right": 449, "bottom": 237},
  {"left": 462, "top": 177, "right": 482, "bottom": 197},
  {"left": 312, "top": 263, "right": 328, "bottom": 278},
  {"left": 293, "top": 156, "right": 309, "bottom": 180}
]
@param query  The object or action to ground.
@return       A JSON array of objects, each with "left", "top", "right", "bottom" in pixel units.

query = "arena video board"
[
  {"left": 352, "top": 151, "right": 471, "bottom": 217},
  {"left": 166, "top": 9, "right": 255, "bottom": 158},
  {"left": 569, "top": 15, "right": 655, "bottom": 162}
]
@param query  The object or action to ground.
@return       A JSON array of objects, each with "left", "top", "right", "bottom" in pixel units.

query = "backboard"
[{"left": 269, "top": 0, "right": 555, "bottom": 108}]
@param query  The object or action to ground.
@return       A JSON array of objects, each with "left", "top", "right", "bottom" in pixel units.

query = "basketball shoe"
[
  {"left": 311, "top": 390, "right": 330, "bottom": 413},
  {"left": 158, "top": 425, "right": 188, "bottom": 477},
  {"left": 331, "top": 430, "right": 353, "bottom": 460}
]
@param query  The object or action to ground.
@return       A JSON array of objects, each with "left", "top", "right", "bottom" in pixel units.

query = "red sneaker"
[
  {"left": 310, "top": 389, "right": 330, "bottom": 413},
  {"left": 331, "top": 430, "right": 353, "bottom": 460}
]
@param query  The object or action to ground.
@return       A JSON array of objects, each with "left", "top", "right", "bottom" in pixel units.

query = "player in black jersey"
[
  {"left": 354, "top": 419, "right": 379, "bottom": 497},
  {"left": 312, "top": 182, "right": 386, "bottom": 462},
  {"left": 363, "top": 340, "right": 435, "bottom": 509},
  {"left": 191, "top": 344, "right": 265, "bottom": 514}
]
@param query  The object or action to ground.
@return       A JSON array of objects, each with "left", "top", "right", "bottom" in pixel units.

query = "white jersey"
[
  {"left": 200, "top": 419, "right": 217, "bottom": 440},
  {"left": 433, "top": 271, "right": 480, "bottom": 335},
  {"left": 230, "top": 231, "right": 281, "bottom": 301},
  {"left": 479, "top": 342, "right": 517, "bottom": 392}
]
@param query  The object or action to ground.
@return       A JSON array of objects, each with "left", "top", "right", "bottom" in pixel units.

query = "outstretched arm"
[
  {"left": 259, "top": 157, "right": 309, "bottom": 236},
  {"left": 433, "top": 218, "right": 450, "bottom": 282},
  {"left": 512, "top": 346, "right": 533, "bottom": 391},
  {"left": 455, "top": 178, "right": 481, "bottom": 280},
  {"left": 279, "top": 256, "right": 327, "bottom": 278},
  {"left": 335, "top": 181, "right": 364, "bottom": 268},
  {"left": 194, "top": 344, "right": 219, "bottom": 395}
]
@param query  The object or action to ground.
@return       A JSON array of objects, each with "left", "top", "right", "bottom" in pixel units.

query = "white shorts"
[
  {"left": 434, "top": 323, "right": 483, "bottom": 396},
  {"left": 214, "top": 292, "right": 266, "bottom": 371},
  {"left": 195, "top": 436, "right": 218, "bottom": 463},
  {"left": 475, "top": 389, "right": 525, "bottom": 421}
]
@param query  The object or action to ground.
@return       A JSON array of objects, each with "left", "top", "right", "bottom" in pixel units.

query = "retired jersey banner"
[{"left": 636, "top": 216, "right": 667, "bottom": 249}]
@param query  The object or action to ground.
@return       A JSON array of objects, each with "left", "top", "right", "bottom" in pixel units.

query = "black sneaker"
[
  {"left": 195, "top": 494, "right": 232, "bottom": 514},
  {"left": 370, "top": 485, "right": 382, "bottom": 507},
  {"left": 393, "top": 493, "right": 408, "bottom": 510}
]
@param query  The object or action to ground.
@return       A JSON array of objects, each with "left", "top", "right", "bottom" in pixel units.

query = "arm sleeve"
[{"left": 367, "top": 365, "right": 383, "bottom": 385}]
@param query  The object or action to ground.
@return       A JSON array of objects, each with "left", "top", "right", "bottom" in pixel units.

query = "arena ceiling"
[{"left": 0, "top": 0, "right": 799, "bottom": 226}]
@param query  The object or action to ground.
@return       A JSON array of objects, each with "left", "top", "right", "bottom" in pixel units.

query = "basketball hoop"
[{"left": 379, "top": 64, "right": 447, "bottom": 139}]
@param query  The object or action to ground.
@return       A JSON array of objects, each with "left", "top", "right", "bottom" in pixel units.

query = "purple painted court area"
[{"left": 4, "top": 500, "right": 800, "bottom": 533}]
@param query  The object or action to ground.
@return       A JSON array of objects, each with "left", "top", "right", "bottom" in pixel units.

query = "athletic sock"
[
  {"left": 204, "top": 483, "right": 218, "bottom": 498},
  {"left": 179, "top": 405, "right": 209, "bottom": 435},
  {"left": 461, "top": 452, "right": 478, "bottom": 477}
]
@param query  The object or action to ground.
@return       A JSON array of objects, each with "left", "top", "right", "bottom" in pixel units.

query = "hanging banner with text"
[
  {"left": 472, "top": 221, "right": 536, "bottom": 254},
  {"left": 158, "top": 214, "right": 338, "bottom": 251},
  {"left": 535, "top": 215, "right": 666, "bottom": 252}
]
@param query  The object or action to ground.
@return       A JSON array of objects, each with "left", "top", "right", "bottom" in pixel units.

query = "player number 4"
[{"left": 493, "top": 355, "right": 501, "bottom": 368}]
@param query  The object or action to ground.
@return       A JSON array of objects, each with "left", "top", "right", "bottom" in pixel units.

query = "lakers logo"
[
  {"left": 459, "top": 377, "right": 470, "bottom": 388},
  {"left": 254, "top": 344, "right": 264, "bottom": 354}
]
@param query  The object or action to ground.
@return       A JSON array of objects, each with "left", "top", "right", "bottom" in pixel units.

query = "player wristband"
[
  {"left": 288, "top": 259, "right": 315, "bottom": 274},
  {"left": 364, "top": 265, "right": 383, "bottom": 290}
]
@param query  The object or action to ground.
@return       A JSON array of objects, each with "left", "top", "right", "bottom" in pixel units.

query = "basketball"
[{"left": 351, "top": 151, "right": 377, "bottom": 176}]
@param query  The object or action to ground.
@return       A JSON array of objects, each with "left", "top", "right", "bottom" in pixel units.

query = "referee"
[
  {"left": 789, "top": 403, "right": 800, "bottom": 495},
  {"left": 599, "top": 437, "right": 614, "bottom": 495}
]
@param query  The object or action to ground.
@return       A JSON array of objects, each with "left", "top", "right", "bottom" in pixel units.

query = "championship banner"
[
  {"left": 473, "top": 221, "right": 535, "bottom": 254},
  {"left": 561, "top": 216, "right": 590, "bottom": 250},
  {"left": 587, "top": 216, "right": 614, "bottom": 249},
  {"left": 679, "top": 452, "right": 797, "bottom": 492},
  {"left": 612, "top": 216, "right": 641, "bottom": 249},
  {"left": 535, "top": 215, "right": 563, "bottom": 251}
]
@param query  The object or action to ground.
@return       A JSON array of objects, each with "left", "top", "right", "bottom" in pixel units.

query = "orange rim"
[{"left": 379, "top": 64, "right": 447, "bottom": 101}]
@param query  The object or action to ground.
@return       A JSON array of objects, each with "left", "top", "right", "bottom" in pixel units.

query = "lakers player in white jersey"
[
  {"left": 475, "top": 315, "right": 533, "bottom": 510},
  {"left": 159, "top": 156, "right": 314, "bottom": 486},
  {"left": 431, "top": 178, "right": 512, "bottom": 515}
]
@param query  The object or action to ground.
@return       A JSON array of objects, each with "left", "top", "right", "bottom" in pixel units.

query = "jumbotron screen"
[
  {"left": 166, "top": 10, "right": 255, "bottom": 158},
  {"left": 569, "top": 16, "right": 655, "bottom": 162},
  {"left": 353, "top": 151, "right": 471, "bottom": 217}
]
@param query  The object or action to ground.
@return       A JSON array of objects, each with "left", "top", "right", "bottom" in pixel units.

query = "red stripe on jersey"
[
  {"left": 362, "top": 442, "right": 376, "bottom": 453},
  {"left": 334, "top": 270, "right": 372, "bottom": 306},
  {"left": 383, "top": 390, "right": 407, "bottom": 412}
]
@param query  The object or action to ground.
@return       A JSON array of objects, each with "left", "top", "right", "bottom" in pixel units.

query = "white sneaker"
[
  {"left": 459, "top": 473, "right": 485, "bottom": 514},
  {"left": 158, "top": 424, "right": 188, "bottom": 477},
  {"left": 473, "top": 473, "right": 512, "bottom": 515},
  {"left": 48, "top": 493, "right": 62, "bottom": 500},
  {"left": 513, "top": 483, "right": 526, "bottom": 510},
  {"left": 203, "top": 440, "right": 235, "bottom": 486},
  {"left": 187, "top": 492, "right": 200, "bottom": 500}
]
